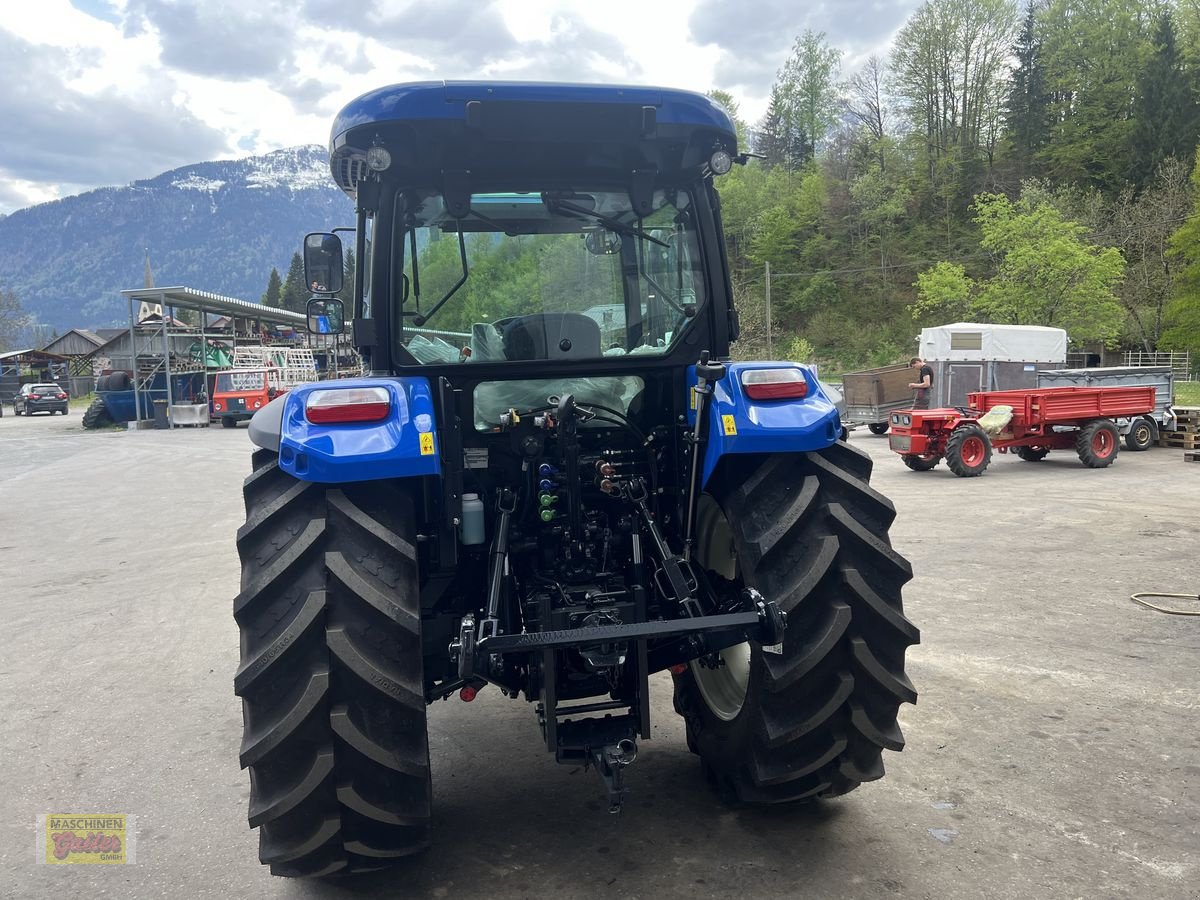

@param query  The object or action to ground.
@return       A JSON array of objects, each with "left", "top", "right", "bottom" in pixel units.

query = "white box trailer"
[{"left": 917, "top": 323, "right": 1068, "bottom": 408}]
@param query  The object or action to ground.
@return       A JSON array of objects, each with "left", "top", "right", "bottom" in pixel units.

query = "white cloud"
[{"left": 0, "top": 0, "right": 922, "bottom": 214}]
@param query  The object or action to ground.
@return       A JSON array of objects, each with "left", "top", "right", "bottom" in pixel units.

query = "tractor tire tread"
[
  {"left": 673, "top": 447, "right": 918, "bottom": 805},
  {"left": 235, "top": 452, "right": 431, "bottom": 877}
]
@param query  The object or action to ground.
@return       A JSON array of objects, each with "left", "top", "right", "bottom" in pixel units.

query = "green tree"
[
  {"left": 754, "top": 86, "right": 792, "bottom": 169},
  {"left": 1003, "top": 1, "right": 1050, "bottom": 180},
  {"left": 778, "top": 30, "right": 842, "bottom": 164},
  {"left": 1038, "top": 0, "right": 1153, "bottom": 189},
  {"left": 280, "top": 253, "right": 306, "bottom": 313},
  {"left": 338, "top": 248, "right": 356, "bottom": 306},
  {"left": 913, "top": 192, "right": 1126, "bottom": 343},
  {"left": 913, "top": 261, "right": 975, "bottom": 321},
  {"left": 261, "top": 267, "right": 282, "bottom": 308},
  {"left": 1129, "top": 11, "right": 1198, "bottom": 189},
  {"left": 0, "top": 288, "right": 29, "bottom": 352},
  {"left": 1162, "top": 154, "right": 1200, "bottom": 352}
]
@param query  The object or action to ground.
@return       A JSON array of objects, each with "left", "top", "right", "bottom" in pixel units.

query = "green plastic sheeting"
[{"left": 189, "top": 342, "right": 232, "bottom": 368}]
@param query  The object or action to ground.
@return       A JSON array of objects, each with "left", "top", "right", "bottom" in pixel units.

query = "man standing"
[{"left": 908, "top": 356, "right": 934, "bottom": 409}]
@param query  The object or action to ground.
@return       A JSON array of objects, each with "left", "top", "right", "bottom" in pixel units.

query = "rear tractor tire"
[
  {"left": 1077, "top": 419, "right": 1119, "bottom": 468},
  {"left": 1016, "top": 446, "right": 1050, "bottom": 462},
  {"left": 672, "top": 444, "right": 919, "bottom": 805},
  {"left": 902, "top": 453, "right": 940, "bottom": 472},
  {"left": 234, "top": 451, "right": 431, "bottom": 876},
  {"left": 867, "top": 422, "right": 889, "bottom": 435},
  {"left": 81, "top": 399, "right": 113, "bottom": 429},
  {"left": 1124, "top": 418, "right": 1154, "bottom": 452},
  {"left": 945, "top": 425, "right": 991, "bottom": 477}
]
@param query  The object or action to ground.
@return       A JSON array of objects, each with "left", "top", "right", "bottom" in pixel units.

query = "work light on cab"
[
  {"left": 740, "top": 369, "right": 809, "bottom": 400},
  {"left": 304, "top": 386, "right": 391, "bottom": 424}
]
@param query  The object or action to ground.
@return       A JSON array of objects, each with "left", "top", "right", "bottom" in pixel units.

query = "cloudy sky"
[{"left": 1, "top": 0, "right": 920, "bottom": 215}]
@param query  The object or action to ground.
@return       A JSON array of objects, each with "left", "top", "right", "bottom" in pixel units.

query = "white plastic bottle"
[{"left": 460, "top": 493, "right": 485, "bottom": 545}]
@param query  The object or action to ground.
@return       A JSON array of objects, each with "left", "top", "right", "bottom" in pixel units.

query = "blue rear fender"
[
  {"left": 278, "top": 377, "right": 442, "bottom": 483},
  {"left": 689, "top": 362, "right": 842, "bottom": 488}
]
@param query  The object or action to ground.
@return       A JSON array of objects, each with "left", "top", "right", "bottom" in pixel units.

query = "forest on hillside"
[{"left": 711, "top": 0, "right": 1200, "bottom": 373}]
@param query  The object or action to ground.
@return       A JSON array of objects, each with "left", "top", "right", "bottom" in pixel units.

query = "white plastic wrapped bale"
[
  {"left": 976, "top": 405, "right": 1014, "bottom": 436},
  {"left": 919, "top": 323, "right": 1067, "bottom": 364}
]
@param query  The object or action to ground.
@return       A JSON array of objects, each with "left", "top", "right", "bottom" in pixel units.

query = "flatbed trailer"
[{"left": 887, "top": 385, "right": 1157, "bottom": 477}]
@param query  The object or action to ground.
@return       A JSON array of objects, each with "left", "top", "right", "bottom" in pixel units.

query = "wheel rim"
[
  {"left": 691, "top": 496, "right": 751, "bottom": 722},
  {"left": 1093, "top": 429, "right": 1113, "bottom": 457},
  {"left": 1134, "top": 424, "right": 1150, "bottom": 444},
  {"left": 961, "top": 435, "right": 986, "bottom": 466}
]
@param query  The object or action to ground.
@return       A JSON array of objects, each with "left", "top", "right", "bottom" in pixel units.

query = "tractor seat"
[{"left": 497, "top": 312, "right": 602, "bottom": 361}]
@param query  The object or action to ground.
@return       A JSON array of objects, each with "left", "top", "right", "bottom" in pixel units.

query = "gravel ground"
[{"left": 1, "top": 411, "right": 1197, "bottom": 899}]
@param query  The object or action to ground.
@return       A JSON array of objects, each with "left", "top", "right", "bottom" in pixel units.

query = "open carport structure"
[{"left": 110, "top": 286, "right": 310, "bottom": 424}]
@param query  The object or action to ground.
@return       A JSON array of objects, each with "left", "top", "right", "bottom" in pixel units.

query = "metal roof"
[
  {"left": 119, "top": 286, "right": 308, "bottom": 326},
  {"left": 0, "top": 348, "right": 69, "bottom": 361}
]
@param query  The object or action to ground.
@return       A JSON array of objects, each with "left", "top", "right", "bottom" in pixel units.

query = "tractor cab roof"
[{"left": 328, "top": 81, "right": 738, "bottom": 199}]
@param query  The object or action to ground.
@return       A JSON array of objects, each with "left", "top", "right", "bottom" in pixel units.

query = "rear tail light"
[
  {"left": 29, "top": 394, "right": 40, "bottom": 400},
  {"left": 740, "top": 369, "right": 809, "bottom": 401},
  {"left": 305, "top": 386, "right": 391, "bottom": 424},
  {"left": 58, "top": 393, "right": 68, "bottom": 400}
]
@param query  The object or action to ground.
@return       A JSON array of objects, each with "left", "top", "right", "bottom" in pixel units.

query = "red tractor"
[{"left": 888, "top": 386, "right": 1157, "bottom": 477}]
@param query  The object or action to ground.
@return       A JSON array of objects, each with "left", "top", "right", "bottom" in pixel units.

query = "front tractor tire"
[
  {"left": 944, "top": 425, "right": 992, "bottom": 477},
  {"left": 234, "top": 450, "right": 431, "bottom": 877},
  {"left": 902, "top": 453, "right": 940, "bottom": 472},
  {"left": 673, "top": 444, "right": 919, "bottom": 805}
]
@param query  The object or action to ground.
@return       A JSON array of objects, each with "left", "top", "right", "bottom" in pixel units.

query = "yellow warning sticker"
[
  {"left": 419, "top": 432, "right": 435, "bottom": 456},
  {"left": 721, "top": 414, "right": 737, "bottom": 436},
  {"left": 690, "top": 387, "right": 696, "bottom": 410}
]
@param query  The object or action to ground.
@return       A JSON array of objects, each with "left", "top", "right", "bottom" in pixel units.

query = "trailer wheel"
[
  {"left": 902, "top": 453, "right": 940, "bottom": 471},
  {"left": 944, "top": 425, "right": 991, "bottom": 477},
  {"left": 673, "top": 445, "right": 918, "bottom": 805},
  {"left": 1016, "top": 446, "right": 1050, "bottom": 462},
  {"left": 235, "top": 452, "right": 431, "bottom": 876},
  {"left": 1077, "top": 420, "right": 1119, "bottom": 468},
  {"left": 1124, "top": 418, "right": 1154, "bottom": 452},
  {"left": 867, "top": 422, "right": 889, "bottom": 435}
]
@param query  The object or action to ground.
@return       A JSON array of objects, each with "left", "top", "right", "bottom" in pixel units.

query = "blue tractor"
[{"left": 234, "top": 81, "right": 919, "bottom": 876}]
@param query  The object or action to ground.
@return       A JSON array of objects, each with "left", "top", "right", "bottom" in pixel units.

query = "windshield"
[
  {"left": 217, "top": 372, "right": 265, "bottom": 392},
  {"left": 393, "top": 189, "right": 704, "bottom": 365}
]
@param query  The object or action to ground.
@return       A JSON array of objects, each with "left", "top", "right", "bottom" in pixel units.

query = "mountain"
[{"left": 0, "top": 146, "right": 354, "bottom": 331}]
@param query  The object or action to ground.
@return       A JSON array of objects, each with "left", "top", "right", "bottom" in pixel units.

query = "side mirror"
[
  {"left": 307, "top": 298, "right": 345, "bottom": 335},
  {"left": 303, "top": 233, "right": 344, "bottom": 294},
  {"left": 584, "top": 229, "right": 622, "bottom": 256}
]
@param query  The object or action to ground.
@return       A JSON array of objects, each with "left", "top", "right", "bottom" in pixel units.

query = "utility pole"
[{"left": 764, "top": 260, "right": 772, "bottom": 357}]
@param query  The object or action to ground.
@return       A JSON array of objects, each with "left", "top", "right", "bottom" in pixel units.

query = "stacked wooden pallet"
[{"left": 1160, "top": 406, "right": 1200, "bottom": 451}]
